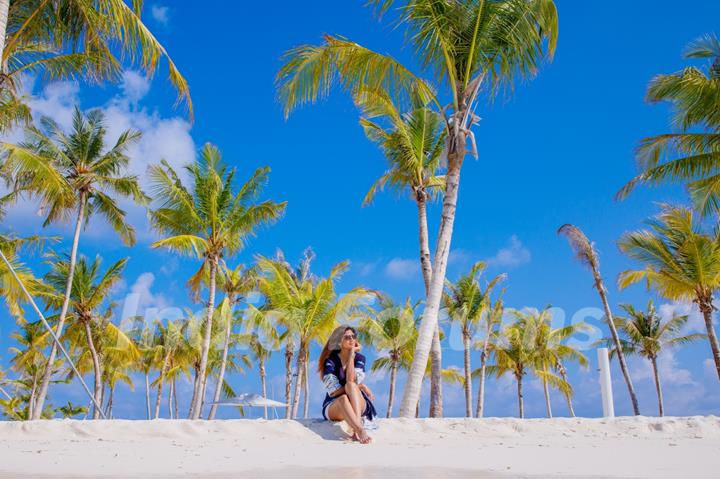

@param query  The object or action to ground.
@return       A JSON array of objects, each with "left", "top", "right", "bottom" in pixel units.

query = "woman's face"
[{"left": 340, "top": 329, "right": 358, "bottom": 352}]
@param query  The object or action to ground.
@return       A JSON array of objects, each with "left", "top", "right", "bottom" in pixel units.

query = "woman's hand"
[
  {"left": 353, "top": 340, "right": 361, "bottom": 354},
  {"left": 359, "top": 383, "right": 374, "bottom": 401}
]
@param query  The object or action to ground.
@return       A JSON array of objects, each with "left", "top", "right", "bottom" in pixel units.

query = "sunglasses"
[{"left": 343, "top": 334, "right": 357, "bottom": 341}]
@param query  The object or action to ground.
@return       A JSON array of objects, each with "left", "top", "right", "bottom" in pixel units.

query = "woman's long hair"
[{"left": 317, "top": 325, "right": 357, "bottom": 378}]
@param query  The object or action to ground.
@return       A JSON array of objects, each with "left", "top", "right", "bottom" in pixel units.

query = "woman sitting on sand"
[{"left": 319, "top": 325, "right": 377, "bottom": 444}]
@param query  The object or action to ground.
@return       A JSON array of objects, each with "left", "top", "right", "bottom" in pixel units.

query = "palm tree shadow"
[{"left": 296, "top": 419, "right": 352, "bottom": 442}]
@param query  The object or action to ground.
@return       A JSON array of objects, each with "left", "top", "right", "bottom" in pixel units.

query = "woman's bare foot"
[{"left": 352, "top": 428, "right": 373, "bottom": 444}]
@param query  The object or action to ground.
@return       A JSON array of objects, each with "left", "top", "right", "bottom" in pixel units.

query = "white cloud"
[
  {"left": 120, "top": 70, "right": 151, "bottom": 104},
  {"left": 657, "top": 299, "right": 717, "bottom": 335},
  {"left": 150, "top": 5, "right": 169, "bottom": 25},
  {"left": 129, "top": 272, "right": 170, "bottom": 311},
  {"left": 384, "top": 257, "right": 420, "bottom": 280},
  {"left": 487, "top": 235, "right": 531, "bottom": 268}
]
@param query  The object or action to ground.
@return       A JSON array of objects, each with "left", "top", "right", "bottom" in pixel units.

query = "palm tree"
[
  {"left": 618, "top": 204, "right": 720, "bottom": 382},
  {"left": 44, "top": 254, "right": 127, "bottom": 419},
  {"left": 148, "top": 143, "right": 285, "bottom": 419},
  {"left": 277, "top": 0, "right": 558, "bottom": 416},
  {"left": 474, "top": 298, "right": 503, "bottom": 418},
  {"left": 8, "top": 320, "right": 50, "bottom": 419},
  {"left": 358, "top": 90, "right": 447, "bottom": 416},
  {"left": 98, "top": 314, "right": 139, "bottom": 418},
  {"left": 617, "top": 34, "right": 720, "bottom": 215},
  {"left": 518, "top": 307, "right": 588, "bottom": 418},
  {"left": 0, "top": 0, "right": 191, "bottom": 124},
  {"left": 487, "top": 316, "right": 538, "bottom": 418},
  {"left": 208, "top": 264, "right": 257, "bottom": 420},
  {"left": 255, "top": 251, "right": 368, "bottom": 419},
  {"left": 359, "top": 297, "right": 417, "bottom": 418},
  {"left": 442, "top": 262, "right": 504, "bottom": 417},
  {"left": 606, "top": 302, "right": 704, "bottom": 416},
  {"left": 0, "top": 234, "right": 51, "bottom": 319},
  {"left": 150, "top": 319, "right": 189, "bottom": 419},
  {"left": 558, "top": 224, "right": 641, "bottom": 415},
  {"left": 4, "top": 108, "right": 146, "bottom": 419}
]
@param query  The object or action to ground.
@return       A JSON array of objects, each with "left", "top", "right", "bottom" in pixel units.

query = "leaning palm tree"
[
  {"left": 44, "top": 254, "right": 127, "bottom": 419},
  {"left": 0, "top": 234, "right": 51, "bottom": 320},
  {"left": 0, "top": 0, "right": 192, "bottom": 123},
  {"left": 359, "top": 297, "right": 417, "bottom": 418},
  {"left": 4, "top": 107, "right": 146, "bottom": 419},
  {"left": 277, "top": 0, "right": 558, "bottom": 416},
  {"left": 256, "top": 251, "right": 369, "bottom": 419},
  {"left": 606, "top": 302, "right": 704, "bottom": 416},
  {"left": 359, "top": 90, "right": 447, "bottom": 415},
  {"left": 442, "top": 262, "right": 505, "bottom": 417},
  {"left": 617, "top": 34, "right": 720, "bottom": 215},
  {"left": 148, "top": 143, "right": 285, "bottom": 419},
  {"left": 558, "top": 224, "right": 641, "bottom": 415},
  {"left": 618, "top": 204, "right": 720, "bottom": 382}
]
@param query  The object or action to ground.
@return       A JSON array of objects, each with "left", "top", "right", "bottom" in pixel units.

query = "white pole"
[
  {"left": 597, "top": 348, "right": 615, "bottom": 418},
  {"left": 0, "top": 250, "right": 107, "bottom": 419}
]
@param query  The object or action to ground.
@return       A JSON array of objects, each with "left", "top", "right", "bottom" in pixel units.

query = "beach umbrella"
[{"left": 209, "top": 393, "right": 288, "bottom": 407}]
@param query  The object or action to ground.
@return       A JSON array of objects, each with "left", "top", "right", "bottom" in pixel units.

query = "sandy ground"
[{"left": 0, "top": 416, "right": 718, "bottom": 478}]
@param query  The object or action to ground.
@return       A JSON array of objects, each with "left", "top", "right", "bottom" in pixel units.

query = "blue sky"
[{"left": 2, "top": 0, "right": 720, "bottom": 419}]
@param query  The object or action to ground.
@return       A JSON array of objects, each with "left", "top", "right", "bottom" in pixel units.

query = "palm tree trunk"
[
  {"left": 462, "top": 332, "right": 472, "bottom": 418},
  {"left": 517, "top": 374, "right": 524, "bottom": 419},
  {"left": 144, "top": 372, "right": 151, "bottom": 420},
  {"left": 209, "top": 295, "right": 235, "bottom": 420},
  {"left": 699, "top": 297, "right": 720, "bottom": 382},
  {"left": 106, "top": 385, "right": 114, "bottom": 418},
  {"left": 28, "top": 376, "right": 37, "bottom": 420},
  {"left": 33, "top": 195, "right": 86, "bottom": 419},
  {"left": 558, "top": 364, "right": 575, "bottom": 417},
  {"left": 83, "top": 321, "right": 103, "bottom": 420},
  {"left": 387, "top": 359, "right": 398, "bottom": 418},
  {"left": 260, "top": 358, "right": 268, "bottom": 420},
  {"left": 399, "top": 135, "right": 465, "bottom": 418},
  {"left": 650, "top": 356, "right": 664, "bottom": 417},
  {"left": 284, "top": 343, "right": 293, "bottom": 419},
  {"left": 173, "top": 379, "right": 179, "bottom": 420},
  {"left": 0, "top": 0, "right": 10, "bottom": 61},
  {"left": 168, "top": 377, "right": 174, "bottom": 419},
  {"left": 594, "top": 269, "right": 640, "bottom": 415},
  {"left": 190, "top": 256, "right": 218, "bottom": 420},
  {"left": 303, "top": 352, "right": 310, "bottom": 419},
  {"left": 417, "top": 194, "right": 443, "bottom": 418},
  {"left": 291, "top": 343, "right": 306, "bottom": 419},
  {"left": 476, "top": 334, "right": 490, "bottom": 418},
  {"left": 188, "top": 367, "right": 199, "bottom": 418},
  {"left": 542, "top": 372, "right": 552, "bottom": 418},
  {"left": 155, "top": 353, "right": 170, "bottom": 419}
]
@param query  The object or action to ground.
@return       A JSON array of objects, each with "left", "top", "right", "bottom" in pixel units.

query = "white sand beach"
[{"left": 0, "top": 416, "right": 718, "bottom": 478}]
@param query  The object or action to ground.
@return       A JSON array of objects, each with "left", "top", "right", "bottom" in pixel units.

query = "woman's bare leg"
[
  {"left": 327, "top": 395, "right": 372, "bottom": 444},
  {"left": 345, "top": 381, "right": 367, "bottom": 419}
]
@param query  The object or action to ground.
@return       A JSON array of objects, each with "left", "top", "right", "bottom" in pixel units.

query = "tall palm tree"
[
  {"left": 558, "top": 224, "right": 641, "bottom": 415},
  {"left": 208, "top": 264, "right": 257, "bottom": 420},
  {"left": 359, "top": 297, "right": 417, "bottom": 418},
  {"left": 607, "top": 302, "right": 704, "bottom": 416},
  {"left": 618, "top": 204, "right": 720, "bottom": 382},
  {"left": 4, "top": 107, "right": 146, "bottom": 419},
  {"left": 358, "top": 90, "right": 447, "bottom": 416},
  {"left": 44, "top": 254, "right": 127, "bottom": 419},
  {"left": 487, "top": 316, "right": 538, "bottom": 418},
  {"left": 255, "top": 251, "right": 368, "bottom": 419},
  {"left": 277, "top": 0, "right": 558, "bottom": 416},
  {"left": 474, "top": 298, "right": 503, "bottom": 417},
  {"left": 442, "top": 262, "right": 504, "bottom": 417},
  {"left": 617, "top": 34, "right": 720, "bottom": 215},
  {"left": 148, "top": 143, "right": 285, "bottom": 419},
  {"left": 0, "top": 0, "right": 192, "bottom": 122}
]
